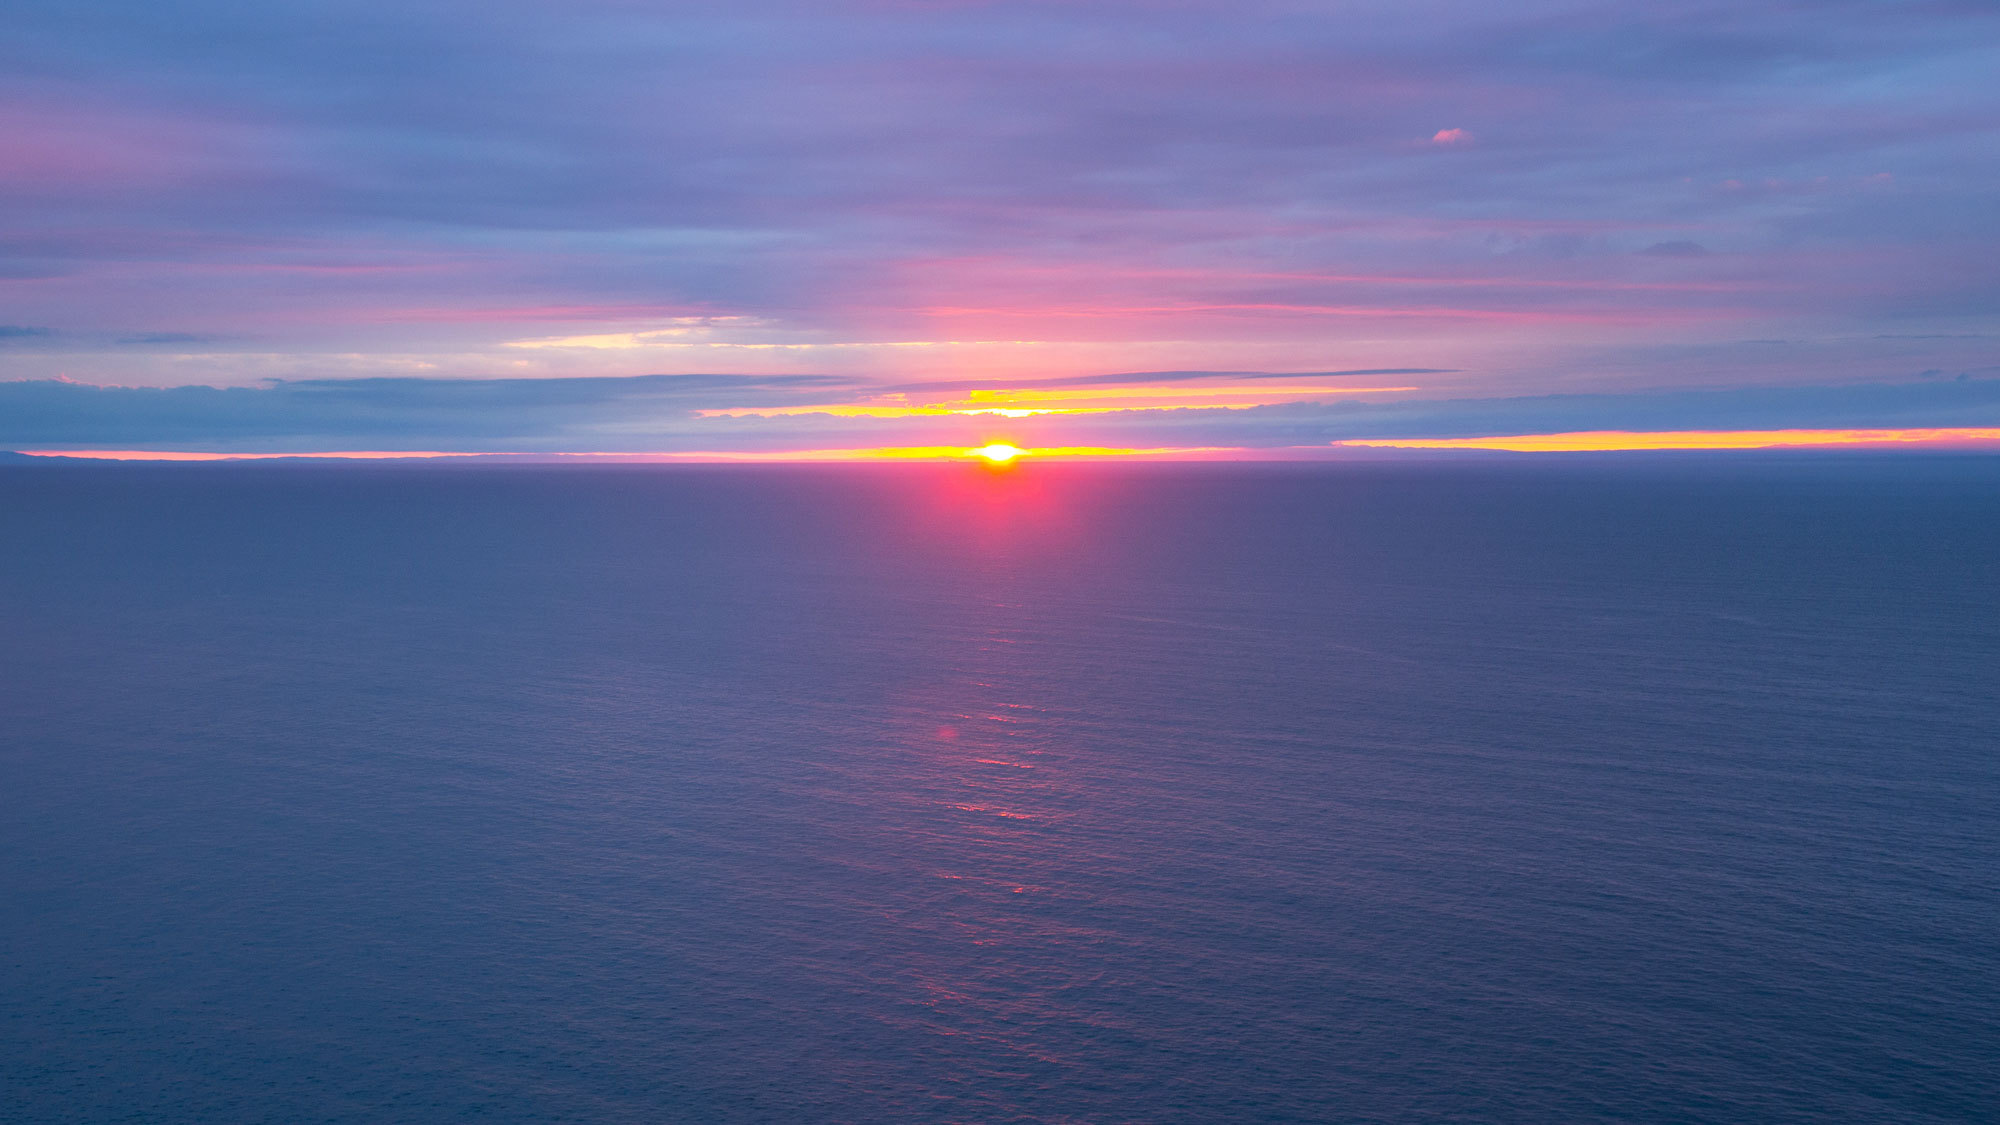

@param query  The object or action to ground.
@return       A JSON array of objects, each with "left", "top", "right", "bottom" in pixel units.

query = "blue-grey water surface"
[{"left": 2, "top": 459, "right": 1997, "bottom": 1123}]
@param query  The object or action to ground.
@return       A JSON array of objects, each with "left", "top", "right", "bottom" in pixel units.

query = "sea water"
[{"left": 2, "top": 459, "right": 1996, "bottom": 1122}]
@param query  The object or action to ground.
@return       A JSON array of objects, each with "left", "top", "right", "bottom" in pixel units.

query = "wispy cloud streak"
[
  {"left": 7, "top": 373, "right": 1998, "bottom": 456},
  {"left": 0, "top": 0, "right": 1992, "bottom": 396}
]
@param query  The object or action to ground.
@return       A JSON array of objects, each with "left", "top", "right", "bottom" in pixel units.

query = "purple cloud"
[{"left": 2, "top": 0, "right": 1996, "bottom": 448}]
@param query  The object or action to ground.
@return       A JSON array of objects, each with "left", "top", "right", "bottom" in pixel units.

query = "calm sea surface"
[{"left": 2, "top": 459, "right": 1996, "bottom": 1123}]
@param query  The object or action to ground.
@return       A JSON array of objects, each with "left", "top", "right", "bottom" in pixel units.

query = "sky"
[{"left": 3, "top": 0, "right": 1998, "bottom": 457}]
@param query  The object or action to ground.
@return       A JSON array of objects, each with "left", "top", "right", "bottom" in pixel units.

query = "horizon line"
[{"left": 14, "top": 428, "right": 2000, "bottom": 463}]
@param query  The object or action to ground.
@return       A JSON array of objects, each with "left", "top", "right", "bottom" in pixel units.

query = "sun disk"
[{"left": 968, "top": 443, "right": 1027, "bottom": 464}]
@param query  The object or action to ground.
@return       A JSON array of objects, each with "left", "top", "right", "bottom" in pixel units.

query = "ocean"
[{"left": 2, "top": 458, "right": 1996, "bottom": 1122}]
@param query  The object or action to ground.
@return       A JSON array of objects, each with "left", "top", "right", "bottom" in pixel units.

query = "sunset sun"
[{"left": 969, "top": 443, "right": 1026, "bottom": 465}]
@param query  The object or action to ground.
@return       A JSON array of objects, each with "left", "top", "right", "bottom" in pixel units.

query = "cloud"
[
  {"left": 1639, "top": 240, "right": 1708, "bottom": 257},
  {"left": 0, "top": 326, "right": 52, "bottom": 339},
  {"left": 6, "top": 372, "right": 1998, "bottom": 455},
  {"left": 0, "top": 374, "right": 855, "bottom": 451},
  {"left": 115, "top": 332, "right": 224, "bottom": 345},
  {"left": 884, "top": 368, "right": 1459, "bottom": 393},
  {"left": 0, "top": 1, "right": 1995, "bottom": 392}
]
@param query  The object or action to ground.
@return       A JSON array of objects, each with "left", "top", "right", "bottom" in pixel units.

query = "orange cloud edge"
[
  {"left": 1334, "top": 428, "right": 2000, "bottom": 452},
  {"left": 15, "top": 428, "right": 2000, "bottom": 462}
]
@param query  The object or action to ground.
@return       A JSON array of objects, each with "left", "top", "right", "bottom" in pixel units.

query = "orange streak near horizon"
[{"left": 1335, "top": 428, "right": 2000, "bottom": 452}]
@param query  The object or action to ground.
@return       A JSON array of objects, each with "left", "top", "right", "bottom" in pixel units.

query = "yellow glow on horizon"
[
  {"left": 637, "top": 445, "right": 1235, "bottom": 462},
  {"left": 969, "top": 443, "right": 1027, "bottom": 464},
  {"left": 1334, "top": 428, "right": 2000, "bottom": 452}
]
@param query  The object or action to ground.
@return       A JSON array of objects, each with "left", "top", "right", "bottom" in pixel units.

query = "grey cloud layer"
[{"left": 6, "top": 374, "right": 1996, "bottom": 454}]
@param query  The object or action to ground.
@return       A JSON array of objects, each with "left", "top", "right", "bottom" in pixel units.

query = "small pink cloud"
[{"left": 1431, "top": 128, "right": 1472, "bottom": 146}]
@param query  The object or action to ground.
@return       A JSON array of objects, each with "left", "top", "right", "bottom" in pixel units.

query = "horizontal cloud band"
[{"left": 5, "top": 374, "right": 1999, "bottom": 455}]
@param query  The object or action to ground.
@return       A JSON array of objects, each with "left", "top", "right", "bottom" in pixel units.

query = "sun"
[{"left": 968, "top": 443, "right": 1027, "bottom": 465}]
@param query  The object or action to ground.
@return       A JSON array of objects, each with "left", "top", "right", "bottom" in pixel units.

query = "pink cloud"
[
  {"left": 1431, "top": 128, "right": 1472, "bottom": 145},
  {"left": 0, "top": 100, "right": 253, "bottom": 192}
]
